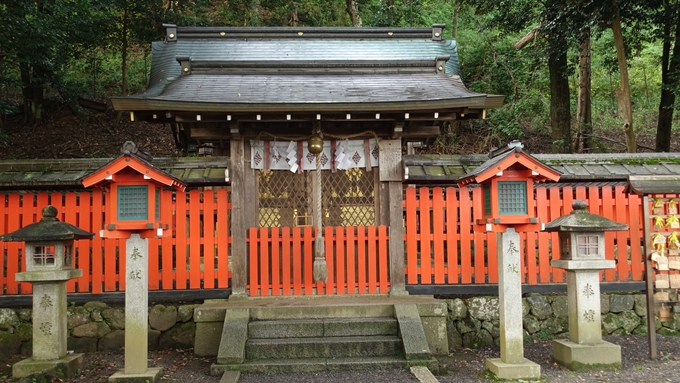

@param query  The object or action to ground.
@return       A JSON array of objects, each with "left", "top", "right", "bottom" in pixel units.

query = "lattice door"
[
  {"left": 322, "top": 168, "right": 375, "bottom": 226},
  {"left": 258, "top": 170, "right": 313, "bottom": 227},
  {"left": 258, "top": 168, "right": 375, "bottom": 228}
]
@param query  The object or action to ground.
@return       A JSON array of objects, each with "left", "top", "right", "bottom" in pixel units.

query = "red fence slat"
[
  {"left": 628, "top": 192, "right": 643, "bottom": 281},
  {"left": 216, "top": 189, "right": 230, "bottom": 288},
  {"left": 405, "top": 187, "right": 418, "bottom": 284},
  {"left": 432, "top": 188, "right": 445, "bottom": 284},
  {"left": 271, "top": 227, "right": 280, "bottom": 296},
  {"left": 203, "top": 190, "right": 216, "bottom": 290},
  {"left": 161, "top": 189, "right": 174, "bottom": 290},
  {"left": 346, "top": 226, "right": 356, "bottom": 294},
  {"left": 459, "top": 188, "right": 473, "bottom": 284},
  {"left": 419, "top": 187, "right": 432, "bottom": 284},
  {"left": 378, "top": 225, "right": 389, "bottom": 293},
  {"left": 601, "top": 186, "right": 617, "bottom": 282},
  {"left": 189, "top": 189, "right": 201, "bottom": 289},
  {"left": 175, "top": 191, "right": 187, "bottom": 290},
  {"left": 445, "top": 187, "right": 459, "bottom": 284}
]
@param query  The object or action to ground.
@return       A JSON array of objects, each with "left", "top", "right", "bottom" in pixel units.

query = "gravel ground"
[{"left": 1, "top": 335, "right": 678, "bottom": 382}]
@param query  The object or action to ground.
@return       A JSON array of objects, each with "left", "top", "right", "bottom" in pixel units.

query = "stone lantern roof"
[
  {"left": 544, "top": 200, "right": 628, "bottom": 233},
  {"left": 0, "top": 205, "right": 94, "bottom": 242}
]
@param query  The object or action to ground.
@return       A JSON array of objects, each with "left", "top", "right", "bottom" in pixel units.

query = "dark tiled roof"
[
  {"left": 145, "top": 37, "right": 463, "bottom": 89},
  {"left": 0, "top": 157, "right": 229, "bottom": 189},
  {"left": 111, "top": 26, "right": 506, "bottom": 112},
  {"left": 134, "top": 73, "right": 487, "bottom": 112},
  {"left": 404, "top": 153, "right": 680, "bottom": 184}
]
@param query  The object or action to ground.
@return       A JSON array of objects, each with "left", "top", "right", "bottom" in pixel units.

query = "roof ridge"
[{"left": 163, "top": 24, "right": 446, "bottom": 42}]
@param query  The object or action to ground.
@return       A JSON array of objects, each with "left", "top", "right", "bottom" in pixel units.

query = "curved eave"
[
  {"left": 112, "top": 97, "right": 498, "bottom": 113},
  {"left": 82, "top": 155, "right": 187, "bottom": 191},
  {"left": 626, "top": 175, "right": 680, "bottom": 195}
]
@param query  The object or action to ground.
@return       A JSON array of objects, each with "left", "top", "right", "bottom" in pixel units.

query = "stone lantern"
[
  {"left": 545, "top": 199, "right": 628, "bottom": 370},
  {"left": 0, "top": 206, "right": 94, "bottom": 379}
]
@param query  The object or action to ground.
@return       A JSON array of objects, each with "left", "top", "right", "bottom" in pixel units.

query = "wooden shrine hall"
[{"left": 111, "top": 24, "right": 503, "bottom": 297}]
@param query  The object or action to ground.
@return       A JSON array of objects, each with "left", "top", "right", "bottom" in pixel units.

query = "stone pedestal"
[
  {"left": 550, "top": 263, "right": 621, "bottom": 370},
  {"left": 12, "top": 352, "right": 85, "bottom": 379},
  {"left": 109, "top": 234, "right": 162, "bottom": 382},
  {"left": 486, "top": 228, "right": 540, "bottom": 380},
  {"left": 12, "top": 280, "right": 84, "bottom": 379},
  {"left": 553, "top": 339, "right": 621, "bottom": 371}
]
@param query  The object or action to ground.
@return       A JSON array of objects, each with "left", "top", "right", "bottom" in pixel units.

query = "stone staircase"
[{"left": 195, "top": 297, "right": 447, "bottom": 375}]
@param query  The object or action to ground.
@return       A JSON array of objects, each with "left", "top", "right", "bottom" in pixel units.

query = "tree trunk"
[
  {"left": 656, "top": 2, "right": 680, "bottom": 152},
  {"left": 121, "top": 6, "right": 128, "bottom": 95},
  {"left": 19, "top": 61, "right": 43, "bottom": 126},
  {"left": 345, "top": 0, "right": 362, "bottom": 27},
  {"left": 611, "top": 0, "right": 636, "bottom": 152},
  {"left": 548, "top": 41, "right": 572, "bottom": 153},
  {"left": 452, "top": 0, "right": 458, "bottom": 39},
  {"left": 577, "top": 28, "right": 592, "bottom": 152}
]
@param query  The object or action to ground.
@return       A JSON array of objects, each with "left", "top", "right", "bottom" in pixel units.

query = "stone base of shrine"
[
  {"left": 108, "top": 367, "right": 163, "bottom": 383},
  {"left": 485, "top": 357, "right": 541, "bottom": 380},
  {"left": 12, "top": 353, "right": 84, "bottom": 379},
  {"left": 553, "top": 339, "right": 621, "bottom": 371}
]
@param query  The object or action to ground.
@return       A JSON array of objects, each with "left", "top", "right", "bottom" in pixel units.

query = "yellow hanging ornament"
[
  {"left": 654, "top": 216, "right": 666, "bottom": 231},
  {"left": 669, "top": 199, "right": 678, "bottom": 215},
  {"left": 668, "top": 232, "right": 680, "bottom": 251},
  {"left": 667, "top": 215, "right": 680, "bottom": 229},
  {"left": 652, "top": 233, "right": 667, "bottom": 252}
]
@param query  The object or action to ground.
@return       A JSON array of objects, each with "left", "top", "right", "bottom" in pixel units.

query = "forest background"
[{"left": 1, "top": 0, "right": 680, "bottom": 159}]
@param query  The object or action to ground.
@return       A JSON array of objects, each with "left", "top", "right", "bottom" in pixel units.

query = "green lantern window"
[
  {"left": 483, "top": 183, "right": 492, "bottom": 215},
  {"left": 497, "top": 181, "right": 527, "bottom": 215},
  {"left": 155, "top": 187, "right": 160, "bottom": 220},
  {"left": 118, "top": 186, "right": 148, "bottom": 220}
]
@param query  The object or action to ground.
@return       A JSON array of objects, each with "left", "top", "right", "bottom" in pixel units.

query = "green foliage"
[
  {"left": 0, "top": 0, "right": 113, "bottom": 122},
  {"left": 0, "top": 0, "right": 676, "bottom": 152},
  {"left": 360, "top": 0, "right": 456, "bottom": 28}
]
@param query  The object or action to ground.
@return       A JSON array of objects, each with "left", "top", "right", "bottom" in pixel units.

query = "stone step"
[
  {"left": 248, "top": 304, "right": 395, "bottom": 321},
  {"left": 211, "top": 356, "right": 410, "bottom": 375},
  {"left": 248, "top": 317, "right": 399, "bottom": 339},
  {"left": 246, "top": 335, "right": 403, "bottom": 360}
]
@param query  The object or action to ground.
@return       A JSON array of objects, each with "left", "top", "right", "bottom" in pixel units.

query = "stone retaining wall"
[
  {"left": 1, "top": 293, "right": 678, "bottom": 358},
  {"left": 0, "top": 302, "right": 198, "bottom": 359},
  {"left": 445, "top": 293, "right": 680, "bottom": 349}
]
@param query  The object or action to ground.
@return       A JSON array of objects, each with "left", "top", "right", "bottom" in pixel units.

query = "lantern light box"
[
  {"left": 457, "top": 141, "right": 561, "bottom": 232},
  {"left": 82, "top": 142, "right": 186, "bottom": 239}
]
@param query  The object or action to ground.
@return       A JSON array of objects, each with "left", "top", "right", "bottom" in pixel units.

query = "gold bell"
[{"left": 307, "top": 133, "right": 323, "bottom": 154}]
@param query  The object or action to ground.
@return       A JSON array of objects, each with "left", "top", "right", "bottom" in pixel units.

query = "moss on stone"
[{"left": 570, "top": 361, "right": 621, "bottom": 372}]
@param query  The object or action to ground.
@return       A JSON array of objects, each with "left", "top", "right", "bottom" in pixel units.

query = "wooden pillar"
[
  {"left": 243, "top": 142, "right": 258, "bottom": 228},
  {"left": 379, "top": 140, "right": 406, "bottom": 295},
  {"left": 230, "top": 138, "right": 247, "bottom": 297},
  {"left": 388, "top": 181, "right": 406, "bottom": 295}
]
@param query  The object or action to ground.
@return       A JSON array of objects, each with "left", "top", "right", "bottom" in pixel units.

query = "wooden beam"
[{"left": 402, "top": 125, "right": 441, "bottom": 138}]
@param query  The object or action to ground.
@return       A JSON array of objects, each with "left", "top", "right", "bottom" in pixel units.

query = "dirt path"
[{"left": 1, "top": 334, "right": 678, "bottom": 382}]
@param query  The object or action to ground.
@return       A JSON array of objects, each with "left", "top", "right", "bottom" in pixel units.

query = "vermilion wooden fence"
[
  {"left": 0, "top": 184, "right": 653, "bottom": 296},
  {"left": 0, "top": 189, "right": 231, "bottom": 295},
  {"left": 404, "top": 184, "right": 645, "bottom": 285},
  {"left": 247, "top": 225, "right": 390, "bottom": 296}
]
